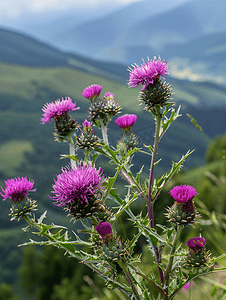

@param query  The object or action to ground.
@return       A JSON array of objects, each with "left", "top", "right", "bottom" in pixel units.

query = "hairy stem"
[
  {"left": 165, "top": 226, "right": 182, "bottom": 287},
  {"left": 118, "top": 261, "right": 141, "bottom": 300},
  {"left": 146, "top": 108, "right": 164, "bottom": 286},
  {"left": 100, "top": 119, "right": 109, "bottom": 145},
  {"left": 68, "top": 134, "right": 76, "bottom": 168}
]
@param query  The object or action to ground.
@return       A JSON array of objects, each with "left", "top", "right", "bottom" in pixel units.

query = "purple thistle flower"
[
  {"left": 183, "top": 282, "right": 193, "bottom": 290},
  {"left": 96, "top": 222, "right": 113, "bottom": 240},
  {"left": 115, "top": 114, "right": 137, "bottom": 130},
  {"left": 0, "top": 177, "right": 36, "bottom": 203},
  {"left": 186, "top": 237, "right": 206, "bottom": 252},
  {"left": 41, "top": 97, "right": 79, "bottom": 124},
  {"left": 104, "top": 92, "right": 115, "bottom": 101},
  {"left": 169, "top": 185, "right": 198, "bottom": 204},
  {"left": 128, "top": 57, "right": 169, "bottom": 90},
  {"left": 50, "top": 165, "right": 104, "bottom": 209},
  {"left": 82, "top": 84, "right": 102, "bottom": 100},
  {"left": 83, "top": 119, "right": 93, "bottom": 128}
]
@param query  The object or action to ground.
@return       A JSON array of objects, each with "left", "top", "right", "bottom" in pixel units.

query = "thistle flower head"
[
  {"left": 186, "top": 237, "right": 206, "bottom": 252},
  {"left": 83, "top": 119, "right": 93, "bottom": 128},
  {"left": 50, "top": 164, "right": 104, "bottom": 210},
  {"left": 104, "top": 92, "right": 115, "bottom": 101},
  {"left": 128, "top": 57, "right": 169, "bottom": 90},
  {"left": 183, "top": 282, "right": 193, "bottom": 290},
  {"left": 115, "top": 114, "right": 137, "bottom": 130},
  {"left": 169, "top": 185, "right": 198, "bottom": 204},
  {"left": 82, "top": 84, "right": 102, "bottom": 100},
  {"left": 0, "top": 177, "right": 36, "bottom": 203},
  {"left": 96, "top": 222, "right": 113, "bottom": 242},
  {"left": 40, "top": 97, "right": 79, "bottom": 124}
]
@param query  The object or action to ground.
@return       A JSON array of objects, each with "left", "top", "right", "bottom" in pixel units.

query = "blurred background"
[{"left": 1, "top": 0, "right": 226, "bottom": 299}]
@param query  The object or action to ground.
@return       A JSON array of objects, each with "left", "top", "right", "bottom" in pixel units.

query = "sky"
[{"left": 1, "top": 0, "right": 191, "bottom": 18}]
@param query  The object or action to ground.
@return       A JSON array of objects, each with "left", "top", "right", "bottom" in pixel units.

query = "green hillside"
[{"left": 1, "top": 61, "right": 226, "bottom": 291}]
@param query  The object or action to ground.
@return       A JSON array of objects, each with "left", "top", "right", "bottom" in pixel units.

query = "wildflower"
[
  {"left": 185, "top": 237, "right": 210, "bottom": 269},
  {"left": 186, "top": 237, "right": 206, "bottom": 252},
  {"left": 83, "top": 119, "right": 93, "bottom": 128},
  {"left": 77, "top": 119, "right": 98, "bottom": 150},
  {"left": 183, "top": 282, "right": 193, "bottom": 290},
  {"left": 166, "top": 185, "right": 198, "bottom": 227},
  {"left": 104, "top": 92, "right": 115, "bottom": 101},
  {"left": 40, "top": 97, "right": 79, "bottom": 124},
  {"left": 115, "top": 114, "right": 137, "bottom": 130},
  {"left": 82, "top": 84, "right": 102, "bottom": 100},
  {"left": 96, "top": 222, "right": 113, "bottom": 242},
  {"left": 128, "top": 57, "right": 169, "bottom": 90},
  {"left": 169, "top": 185, "right": 198, "bottom": 204},
  {"left": 1, "top": 177, "right": 36, "bottom": 203},
  {"left": 50, "top": 164, "right": 109, "bottom": 220},
  {"left": 50, "top": 164, "right": 104, "bottom": 208}
]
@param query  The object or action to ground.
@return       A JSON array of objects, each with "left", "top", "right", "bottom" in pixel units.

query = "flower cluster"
[{"left": 83, "top": 85, "right": 121, "bottom": 126}]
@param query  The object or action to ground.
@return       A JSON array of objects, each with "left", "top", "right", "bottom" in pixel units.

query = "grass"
[{"left": 0, "top": 140, "right": 34, "bottom": 177}]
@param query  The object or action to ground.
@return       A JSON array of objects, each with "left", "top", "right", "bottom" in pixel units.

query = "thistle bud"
[{"left": 185, "top": 237, "right": 211, "bottom": 270}]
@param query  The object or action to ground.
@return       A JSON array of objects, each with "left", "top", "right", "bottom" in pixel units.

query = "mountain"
[{"left": 49, "top": 0, "right": 226, "bottom": 61}]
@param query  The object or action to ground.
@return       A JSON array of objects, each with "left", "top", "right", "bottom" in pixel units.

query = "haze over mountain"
[{"left": 1, "top": 0, "right": 225, "bottom": 84}]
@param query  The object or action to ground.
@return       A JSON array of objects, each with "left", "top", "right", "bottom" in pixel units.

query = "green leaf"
[
  {"left": 102, "top": 167, "right": 121, "bottom": 202},
  {"left": 187, "top": 113, "right": 203, "bottom": 132},
  {"left": 160, "top": 106, "right": 181, "bottom": 139},
  {"left": 37, "top": 210, "right": 47, "bottom": 224},
  {"left": 114, "top": 193, "right": 138, "bottom": 221},
  {"left": 144, "top": 144, "right": 154, "bottom": 153},
  {"left": 60, "top": 154, "right": 79, "bottom": 161},
  {"left": 153, "top": 150, "right": 194, "bottom": 201}
]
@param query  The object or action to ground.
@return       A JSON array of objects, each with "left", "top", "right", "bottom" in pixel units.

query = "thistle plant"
[{"left": 2, "top": 56, "right": 226, "bottom": 300}]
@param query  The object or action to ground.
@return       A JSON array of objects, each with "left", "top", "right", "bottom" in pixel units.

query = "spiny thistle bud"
[
  {"left": 96, "top": 222, "right": 113, "bottom": 244},
  {"left": 166, "top": 185, "right": 198, "bottom": 227},
  {"left": 185, "top": 237, "right": 211, "bottom": 270},
  {"left": 88, "top": 97, "right": 121, "bottom": 126},
  {"left": 77, "top": 119, "right": 99, "bottom": 150},
  {"left": 138, "top": 80, "right": 173, "bottom": 110}
]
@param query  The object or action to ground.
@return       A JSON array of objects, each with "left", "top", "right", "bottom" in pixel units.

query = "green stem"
[
  {"left": 164, "top": 226, "right": 182, "bottom": 288},
  {"left": 68, "top": 133, "right": 76, "bottom": 168},
  {"left": 85, "top": 149, "right": 91, "bottom": 162},
  {"left": 100, "top": 119, "right": 109, "bottom": 145},
  {"left": 146, "top": 107, "right": 164, "bottom": 287},
  {"left": 118, "top": 261, "right": 141, "bottom": 300}
]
